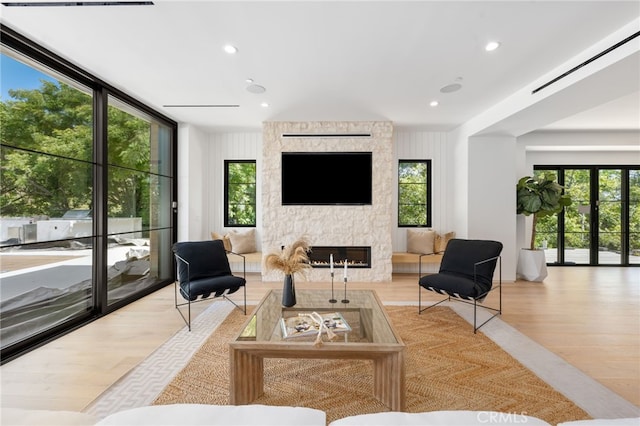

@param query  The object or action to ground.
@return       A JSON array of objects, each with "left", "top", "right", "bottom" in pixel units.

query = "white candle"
[
  {"left": 330, "top": 254, "right": 334, "bottom": 273},
  {"left": 344, "top": 259, "right": 348, "bottom": 279}
]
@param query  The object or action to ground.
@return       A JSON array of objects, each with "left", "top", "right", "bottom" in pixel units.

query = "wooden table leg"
[
  {"left": 373, "top": 351, "right": 405, "bottom": 411},
  {"left": 229, "top": 347, "right": 264, "bottom": 405}
]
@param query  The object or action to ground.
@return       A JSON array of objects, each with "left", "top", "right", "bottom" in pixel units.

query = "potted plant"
[
  {"left": 516, "top": 173, "right": 572, "bottom": 281},
  {"left": 264, "top": 237, "right": 312, "bottom": 307}
]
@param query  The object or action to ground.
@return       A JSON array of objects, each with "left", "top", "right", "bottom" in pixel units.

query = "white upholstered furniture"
[
  {"left": 328, "top": 410, "right": 551, "bottom": 425},
  {"left": 95, "top": 404, "right": 325, "bottom": 425},
  {"left": 3, "top": 406, "right": 638, "bottom": 426}
]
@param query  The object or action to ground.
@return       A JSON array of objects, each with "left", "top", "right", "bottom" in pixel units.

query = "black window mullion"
[
  {"left": 621, "top": 169, "right": 630, "bottom": 265},
  {"left": 93, "top": 88, "right": 108, "bottom": 313}
]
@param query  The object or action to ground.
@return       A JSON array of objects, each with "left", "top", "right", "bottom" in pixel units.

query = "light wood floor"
[{"left": 1, "top": 267, "right": 638, "bottom": 412}]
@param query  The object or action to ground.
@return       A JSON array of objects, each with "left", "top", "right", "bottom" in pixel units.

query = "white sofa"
[{"left": 3, "top": 406, "right": 638, "bottom": 426}]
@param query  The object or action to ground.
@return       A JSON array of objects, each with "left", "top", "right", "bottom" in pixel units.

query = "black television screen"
[{"left": 281, "top": 152, "right": 372, "bottom": 205}]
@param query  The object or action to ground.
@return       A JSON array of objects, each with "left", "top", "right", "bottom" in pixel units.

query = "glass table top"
[{"left": 235, "top": 289, "right": 400, "bottom": 345}]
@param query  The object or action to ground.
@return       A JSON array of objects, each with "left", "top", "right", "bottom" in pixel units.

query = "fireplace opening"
[{"left": 308, "top": 246, "right": 371, "bottom": 269}]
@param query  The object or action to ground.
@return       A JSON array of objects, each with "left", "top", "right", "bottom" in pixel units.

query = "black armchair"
[
  {"left": 172, "top": 240, "right": 246, "bottom": 331},
  {"left": 418, "top": 239, "right": 502, "bottom": 333}
]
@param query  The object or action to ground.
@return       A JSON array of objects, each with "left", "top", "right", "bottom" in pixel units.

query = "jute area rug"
[{"left": 153, "top": 306, "right": 590, "bottom": 425}]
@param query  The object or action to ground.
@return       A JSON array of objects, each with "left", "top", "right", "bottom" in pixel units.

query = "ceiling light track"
[
  {"left": 1, "top": 1, "right": 153, "bottom": 6},
  {"left": 281, "top": 133, "right": 372, "bottom": 138},
  {"left": 163, "top": 105, "right": 240, "bottom": 108},
  {"left": 532, "top": 30, "right": 640, "bottom": 95}
]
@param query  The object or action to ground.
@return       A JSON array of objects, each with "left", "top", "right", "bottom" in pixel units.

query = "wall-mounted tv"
[{"left": 281, "top": 152, "right": 372, "bottom": 205}]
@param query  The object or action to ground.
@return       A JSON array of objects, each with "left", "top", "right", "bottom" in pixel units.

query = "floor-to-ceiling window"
[
  {"left": 0, "top": 51, "right": 95, "bottom": 352},
  {"left": 106, "top": 96, "right": 175, "bottom": 304},
  {"left": 534, "top": 166, "right": 639, "bottom": 266},
  {"left": 0, "top": 26, "right": 177, "bottom": 361}
]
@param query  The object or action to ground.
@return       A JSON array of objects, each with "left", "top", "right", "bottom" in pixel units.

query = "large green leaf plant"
[{"left": 517, "top": 173, "right": 572, "bottom": 250}]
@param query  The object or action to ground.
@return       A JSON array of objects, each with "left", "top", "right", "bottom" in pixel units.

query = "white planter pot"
[{"left": 517, "top": 249, "right": 548, "bottom": 282}]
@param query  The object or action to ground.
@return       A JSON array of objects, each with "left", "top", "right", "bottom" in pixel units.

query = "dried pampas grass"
[{"left": 264, "top": 237, "right": 312, "bottom": 276}]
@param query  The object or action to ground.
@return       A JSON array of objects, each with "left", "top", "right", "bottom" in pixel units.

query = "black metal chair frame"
[
  {"left": 418, "top": 254, "right": 502, "bottom": 333},
  {"left": 174, "top": 250, "right": 247, "bottom": 331}
]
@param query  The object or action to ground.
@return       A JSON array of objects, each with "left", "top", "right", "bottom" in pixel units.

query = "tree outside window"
[
  {"left": 398, "top": 160, "right": 431, "bottom": 227},
  {"left": 225, "top": 160, "right": 256, "bottom": 226}
]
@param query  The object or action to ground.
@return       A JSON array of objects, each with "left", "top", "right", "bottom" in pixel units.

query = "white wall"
[
  {"left": 177, "top": 125, "right": 207, "bottom": 241},
  {"left": 468, "top": 136, "right": 517, "bottom": 280}
]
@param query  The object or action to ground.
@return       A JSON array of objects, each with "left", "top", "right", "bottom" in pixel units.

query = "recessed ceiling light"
[
  {"left": 260, "top": 102, "right": 269, "bottom": 108},
  {"left": 246, "top": 78, "right": 254, "bottom": 83},
  {"left": 223, "top": 44, "right": 238, "bottom": 54},
  {"left": 430, "top": 100, "right": 439, "bottom": 107},
  {"left": 485, "top": 41, "right": 501, "bottom": 52}
]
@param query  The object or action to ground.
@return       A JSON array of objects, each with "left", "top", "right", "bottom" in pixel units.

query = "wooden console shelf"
[{"left": 392, "top": 252, "right": 443, "bottom": 266}]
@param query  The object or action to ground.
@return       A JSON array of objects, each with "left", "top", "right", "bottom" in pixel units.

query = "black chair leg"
[{"left": 223, "top": 286, "right": 247, "bottom": 315}]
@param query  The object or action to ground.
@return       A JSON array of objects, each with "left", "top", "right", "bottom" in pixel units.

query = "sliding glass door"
[
  {"left": 535, "top": 166, "right": 639, "bottom": 266},
  {"left": 1, "top": 27, "right": 177, "bottom": 361},
  {"left": 106, "top": 96, "right": 175, "bottom": 305}
]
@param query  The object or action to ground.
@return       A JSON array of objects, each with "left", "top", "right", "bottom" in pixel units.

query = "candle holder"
[
  {"left": 341, "top": 276, "right": 349, "bottom": 304},
  {"left": 329, "top": 272, "right": 337, "bottom": 303}
]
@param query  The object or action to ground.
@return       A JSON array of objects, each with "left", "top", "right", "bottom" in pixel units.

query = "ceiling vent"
[
  {"left": 163, "top": 104, "right": 239, "bottom": 108},
  {"left": 532, "top": 30, "right": 640, "bottom": 95},
  {"left": 281, "top": 133, "right": 372, "bottom": 138},
  {"left": 1, "top": 1, "right": 153, "bottom": 6}
]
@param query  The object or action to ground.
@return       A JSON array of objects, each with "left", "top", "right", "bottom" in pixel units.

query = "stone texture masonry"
[{"left": 262, "top": 121, "right": 393, "bottom": 282}]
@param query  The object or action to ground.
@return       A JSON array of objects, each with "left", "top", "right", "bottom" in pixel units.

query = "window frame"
[
  {"left": 224, "top": 159, "right": 257, "bottom": 227},
  {"left": 397, "top": 159, "right": 432, "bottom": 227}
]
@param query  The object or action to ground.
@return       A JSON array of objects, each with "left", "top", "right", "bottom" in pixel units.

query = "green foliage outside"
[
  {"left": 106, "top": 103, "right": 152, "bottom": 228},
  {"left": 398, "top": 161, "right": 428, "bottom": 226},
  {"left": 227, "top": 162, "right": 256, "bottom": 226},
  {"left": 533, "top": 169, "right": 640, "bottom": 256},
  {"left": 1, "top": 78, "right": 153, "bottom": 228}
]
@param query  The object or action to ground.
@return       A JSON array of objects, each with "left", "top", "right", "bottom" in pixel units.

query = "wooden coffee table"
[{"left": 229, "top": 289, "right": 406, "bottom": 411}]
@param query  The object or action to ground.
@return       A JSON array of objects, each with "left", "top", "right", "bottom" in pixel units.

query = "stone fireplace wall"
[{"left": 262, "top": 121, "right": 394, "bottom": 282}]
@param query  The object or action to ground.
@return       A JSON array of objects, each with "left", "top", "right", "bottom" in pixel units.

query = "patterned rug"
[{"left": 153, "top": 306, "right": 590, "bottom": 425}]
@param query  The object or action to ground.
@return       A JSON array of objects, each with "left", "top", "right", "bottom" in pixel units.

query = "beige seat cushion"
[
  {"left": 211, "top": 232, "right": 232, "bottom": 252},
  {"left": 228, "top": 229, "right": 257, "bottom": 254},
  {"left": 435, "top": 231, "right": 456, "bottom": 253},
  {"left": 407, "top": 228, "right": 436, "bottom": 254}
]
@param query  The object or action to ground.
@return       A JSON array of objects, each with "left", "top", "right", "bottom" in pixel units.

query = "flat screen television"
[{"left": 281, "top": 152, "right": 372, "bottom": 205}]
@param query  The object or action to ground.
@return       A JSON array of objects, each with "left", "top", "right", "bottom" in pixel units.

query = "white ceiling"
[{"left": 1, "top": 0, "right": 639, "bottom": 133}]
